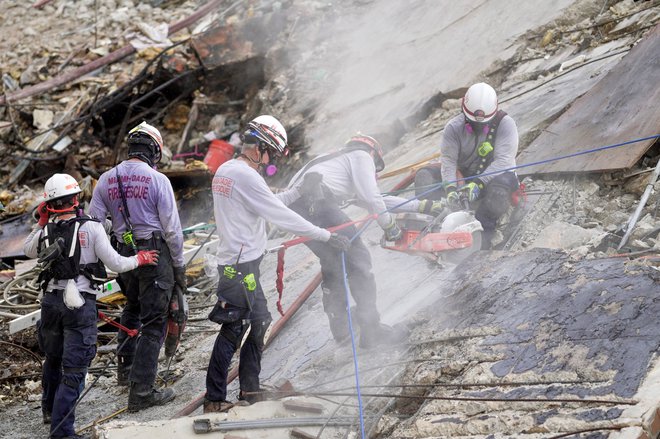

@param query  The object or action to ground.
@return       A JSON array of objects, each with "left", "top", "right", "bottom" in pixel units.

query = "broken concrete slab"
[
  {"left": 530, "top": 220, "right": 603, "bottom": 249},
  {"left": 384, "top": 248, "right": 660, "bottom": 437},
  {"left": 517, "top": 23, "right": 660, "bottom": 175}
]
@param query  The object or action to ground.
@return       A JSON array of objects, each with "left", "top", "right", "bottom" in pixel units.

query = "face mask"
[{"left": 465, "top": 120, "right": 490, "bottom": 136}]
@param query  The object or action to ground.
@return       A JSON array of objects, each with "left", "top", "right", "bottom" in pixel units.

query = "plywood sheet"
[{"left": 517, "top": 24, "right": 660, "bottom": 175}]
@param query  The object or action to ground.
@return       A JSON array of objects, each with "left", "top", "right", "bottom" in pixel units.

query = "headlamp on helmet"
[{"left": 462, "top": 82, "right": 498, "bottom": 123}]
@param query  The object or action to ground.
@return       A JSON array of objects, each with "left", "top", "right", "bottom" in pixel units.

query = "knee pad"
[
  {"left": 61, "top": 367, "right": 86, "bottom": 388},
  {"left": 482, "top": 184, "right": 512, "bottom": 218},
  {"left": 247, "top": 318, "right": 272, "bottom": 349},
  {"left": 321, "top": 287, "right": 344, "bottom": 314}
]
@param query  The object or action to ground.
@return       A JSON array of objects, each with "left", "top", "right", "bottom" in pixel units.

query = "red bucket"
[{"left": 204, "top": 139, "right": 235, "bottom": 174}]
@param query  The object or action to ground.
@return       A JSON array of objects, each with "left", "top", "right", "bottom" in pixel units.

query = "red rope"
[
  {"left": 276, "top": 248, "right": 286, "bottom": 315},
  {"left": 274, "top": 214, "right": 377, "bottom": 316}
]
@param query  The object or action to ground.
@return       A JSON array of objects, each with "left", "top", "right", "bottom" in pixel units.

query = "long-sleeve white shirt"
[
  {"left": 212, "top": 159, "right": 331, "bottom": 265},
  {"left": 24, "top": 219, "right": 139, "bottom": 294},
  {"left": 288, "top": 149, "right": 419, "bottom": 230}
]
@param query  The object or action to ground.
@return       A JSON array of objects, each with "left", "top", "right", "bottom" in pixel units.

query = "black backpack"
[{"left": 37, "top": 216, "right": 107, "bottom": 292}]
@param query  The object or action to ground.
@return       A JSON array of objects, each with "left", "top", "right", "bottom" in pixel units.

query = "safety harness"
[
  {"left": 37, "top": 216, "right": 107, "bottom": 293},
  {"left": 462, "top": 110, "right": 508, "bottom": 178}
]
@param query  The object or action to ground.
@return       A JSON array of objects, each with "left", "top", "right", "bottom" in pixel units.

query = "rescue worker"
[
  {"left": 24, "top": 174, "right": 159, "bottom": 439},
  {"left": 89, "top": 121, "right": 185, "bottom": 411},
  {"left": 414, "top": 82, "right": 520, "bottom": 248},
  {"left": 204, "top": 115, "right": 351, "bottom": 413},
  {"left": 287, "top": 134, "right": 434, "bottom": 347}
]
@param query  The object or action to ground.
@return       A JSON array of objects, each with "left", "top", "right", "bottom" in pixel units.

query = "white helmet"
[
  {"left": 462, "top": 82, "right": 498, "bottom": 123},
  {"left": 127, "top": 121, "right": 163, "bottom": 165},
  {"left": 43, "top": 174, "right": 82, "bottom": 203},
  {"left": 241, "top": 115, "right": 288, "bottom": 155}
]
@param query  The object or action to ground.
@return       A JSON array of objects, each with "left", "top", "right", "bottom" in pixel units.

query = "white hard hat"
[
  {"left": 242, "top": 115, "right": 288, "bottom": 155},
  {"left": 43, "top": 173, "right": 82, "bottom": 203},
  {"left": 462, "top": 82, "right": 498, "bottom": 123},
  {"left": 127, "top": 121, "right": 163, "bottom": 165}
]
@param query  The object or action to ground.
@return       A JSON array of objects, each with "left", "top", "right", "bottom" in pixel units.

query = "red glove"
[
  {"left": 36, "top": 202, "right": 49, "bottom": 227},
  {"left": 136, "top": 250, "right": 159, "bottom": 266}
]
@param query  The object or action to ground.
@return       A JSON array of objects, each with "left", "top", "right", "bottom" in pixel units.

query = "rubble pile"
[{"left": 0, "top": 0, "right": 658, "bottom": 437}]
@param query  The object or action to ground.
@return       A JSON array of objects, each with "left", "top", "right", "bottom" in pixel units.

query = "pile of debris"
[{"left": 0, "top": 0, "right": 658, "bottom": 437}]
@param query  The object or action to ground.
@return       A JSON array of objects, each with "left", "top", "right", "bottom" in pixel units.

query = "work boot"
[
  {"left": 127, "top": 382, "right": 175, "bottom": 412},
  {"left": 42, "top": 409, "right": 51, "bottom": 424},
  {"left": 359, "top": 323, "right": 409, "bottom": 349},
  {"left": 238, "top": 389, "right": 264, "bottom": 404},
  {"left": 326, "top": 311, "right": 349, "bottom": 342},
  {"left": 481, "top": 230, "right": 495, "bottom": 250},
  {"left": 116, "top": 355, "right": 133, "bottom": 386},
  {"left": 203, "top": 399, "right": 234, "bottom": 413}
]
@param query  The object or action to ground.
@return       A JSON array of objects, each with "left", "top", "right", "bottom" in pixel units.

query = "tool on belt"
[{"left": 165, "top": 283, "right": 189, "bottom": 358}]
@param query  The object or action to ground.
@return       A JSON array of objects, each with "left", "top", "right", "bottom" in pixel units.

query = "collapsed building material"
[
  {"left": 518, "top": 23, "right": 660, "bottom": 175},
  {"left": 618, "top": 157, "right": 660, "bottom": 249},
  {"left": 0, "top": 0, "right": 234, "bottom": 105}
]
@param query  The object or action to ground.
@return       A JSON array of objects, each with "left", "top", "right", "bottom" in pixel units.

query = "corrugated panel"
[{"left": 517, "top": 24, "right": 660, "bottom": 175}]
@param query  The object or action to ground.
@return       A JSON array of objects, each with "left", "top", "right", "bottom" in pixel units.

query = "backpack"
[{"left": 37, "top": 216, "right": 107, "bottom": 292}]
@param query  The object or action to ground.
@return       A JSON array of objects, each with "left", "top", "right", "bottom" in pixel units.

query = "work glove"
[
  {"left": 445, "top": 185, "right": 460, "bottom": 209},
  {"left": 174, "top": 266, "right": 188, "bottom": 293},
  {"left": 459, "top": 180, "right": 483, "bottom": 203},
  {"left": 418, "top": 199, "right": 446, "bottom": 217},
  {"left": 36, "top": 202, "right": 49, "bottom": 227},
  {"left": 135, "top": 250, "right": 159, "bottom": 266},
  {"left": 327, "top": 233, "right": 351, "bottom": 251},
  {"left": 382, "top": 217, "right": 403, "bottom": 242}
]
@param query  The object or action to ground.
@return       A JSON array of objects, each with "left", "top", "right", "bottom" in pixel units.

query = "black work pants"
[
  {"left": 38, "top": 290, "right": 97, "bottom": 438},
  {"left": 116, "top": 239, "right": 174, "bottom": 386},
  {"left": 206, "top": 257, "right": 271, "bottom": 402},
  {"left": 290, "top": 199, "right": 381, "bottom": 327},
  {"left": 414, "top": 166, "right": 519, "bottom": 232}
]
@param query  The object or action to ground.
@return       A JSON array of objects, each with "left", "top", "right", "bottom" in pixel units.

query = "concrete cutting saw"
[{"left": 382, "top": 203, "right": 483, "bottom": 264}]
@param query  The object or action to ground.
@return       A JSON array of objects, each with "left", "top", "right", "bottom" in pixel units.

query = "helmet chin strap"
[{"left": 239, "top": 147, "right": 268, "bottom": 171}]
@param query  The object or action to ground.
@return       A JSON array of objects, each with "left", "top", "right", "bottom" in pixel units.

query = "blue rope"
[
  {"left": 386, "top": 134, "right": 660, "bottom": 212},
  {"left": 334, "top": 134, "right": 659, "bottom": 437},
  {"left": 339, "top": 218, "right": 375, "bottom": 439},
  {"left": 341, "top": 253, "right": 366, "bottom": 439}
]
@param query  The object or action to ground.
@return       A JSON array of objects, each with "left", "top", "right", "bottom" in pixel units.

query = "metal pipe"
[
  {"left": 197, "top": 416, "right": 354, "bottom": 432},
  {"left": 617, "top": 156, "right": 660, "bottom": 250}
]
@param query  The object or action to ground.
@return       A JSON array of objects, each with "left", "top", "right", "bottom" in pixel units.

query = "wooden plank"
[{"left": 517, "top": 24, "right": 660, "bottom": 175}]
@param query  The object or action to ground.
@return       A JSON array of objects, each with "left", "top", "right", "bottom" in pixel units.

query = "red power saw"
[{"left": 382, "top": 208, "right": 483, "bottom": 264}]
